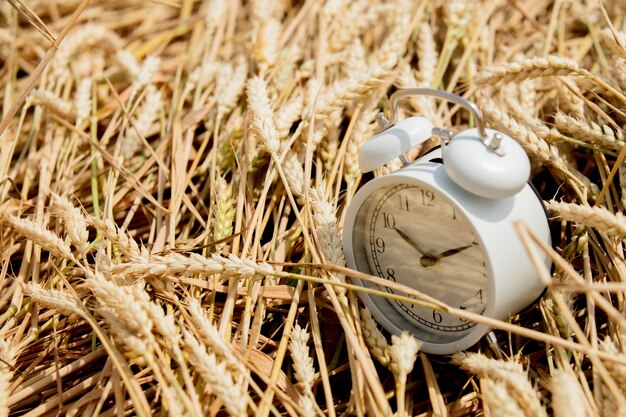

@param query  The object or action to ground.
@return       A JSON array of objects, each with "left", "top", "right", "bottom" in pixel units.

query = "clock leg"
[{"left": 484, "top": 331, "right": 505, "bottom": 359}]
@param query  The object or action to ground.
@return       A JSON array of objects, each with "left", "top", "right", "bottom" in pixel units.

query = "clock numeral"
[
  {"left": 474, "top": 289, "right": 484, "bottom": 303},
  {"left": 432, "top": 310, "right": 443, "bottom": 323},
  {"left": 386, "top": 267, "right": 396, "bottom": 281},
  {"left": 382, "top": 212, "right": 396, "bottom": 229},
  {"left": 459, "top": 305, "right": 468, "bottom": 322},
  {"left": 399, "top": 195, "right": 410, "bottom": 211},
  {"left": 375, "top": 238, "right": 385, "bottom": 253},
  {"left": 420, "top": 189, "right": 435, "bottom": 207},
  {"left": 451, "top": 208, "right": 457, "bottom": 220}
]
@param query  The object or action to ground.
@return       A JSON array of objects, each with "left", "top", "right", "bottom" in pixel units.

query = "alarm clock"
[{"left": 343, "top": 89, "right": 551, "bottom": 355}]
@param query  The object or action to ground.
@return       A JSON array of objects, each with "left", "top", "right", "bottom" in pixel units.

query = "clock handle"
[{"left": 378, "top": 88, "right": 504, "bottom": 156}]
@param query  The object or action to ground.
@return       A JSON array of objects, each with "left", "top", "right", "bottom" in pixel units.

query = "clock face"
[{"left": 352, "top": 183, "right": 489, "bottom": 344}]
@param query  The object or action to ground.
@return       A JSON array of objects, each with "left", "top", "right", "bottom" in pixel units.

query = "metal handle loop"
[{"left": 385, "top": 88, "right": 488, "bottom": 139}]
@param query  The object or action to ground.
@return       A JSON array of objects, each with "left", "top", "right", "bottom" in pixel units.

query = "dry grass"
[{"left": 2, "top": 0, "right": 626, "bottom": 415}]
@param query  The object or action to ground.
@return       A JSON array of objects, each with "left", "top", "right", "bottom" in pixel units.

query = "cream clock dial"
[{"left": 352, "top": 184, "right": 488, "bottom": 344}]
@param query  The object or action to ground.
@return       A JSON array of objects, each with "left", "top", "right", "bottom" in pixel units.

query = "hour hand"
[
  {"left": 434, "top": 244, "right": 473, "bottom": 260},
  {"left": 393, "top": 226, "right": 430, "bottom": 257}
]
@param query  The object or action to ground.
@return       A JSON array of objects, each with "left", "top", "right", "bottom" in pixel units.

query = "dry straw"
[{"left": 5, "top": 1, "right": 626, "bottom": 416}]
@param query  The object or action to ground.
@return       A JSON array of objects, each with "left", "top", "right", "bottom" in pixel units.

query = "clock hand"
[
  {"left": 393, "top": 226, "right": 430, "bottom": 257},
  {"left": 393, "top": 227, "right": 441, "bottom": 267},
  {"left": 434, "top": 243, "right": 474, "bottom": 260}
]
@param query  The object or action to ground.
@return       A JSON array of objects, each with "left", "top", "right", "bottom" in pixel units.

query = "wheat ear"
[
  {"left": 476, "top": 56, "right": 587, "bottom": 85},
  {"left": 454, "top": 352, "right": 547, "bottom": 417},
  {"left": 289, "top": 324, "right": 316, "bottom": 417},
  {"left": 481, "top": 378, "right": 526, "bottom": 417},
  {"left": 216, "top": 58, "right": 248, "bottom": 119},
  {"left": 110, "top": 252, "right": 274, "bottom": 279},
  {"left": 554, "top": 112, "right": 624, "bottom": 152},
  {"left": 28, "top": 89, "right": 75, "bottom": 118},
  {"left": 479, "top": 96, "right": 571, "bottom": 176},
  {"left": 247, "top": 76, "right": 279, "bottom": 154},
  {"left": 87, "top": 216, "right": 140, "bottom": 256},
  {"left": 51, "top": 193, "right": 89, "bottom": 253},
  {"left": 274, "top": 93, "right": 304, "bottom": 141},
  {"left": 359, "top": 308, "right": 391, "bottom": 366},
  {"left": 546, "top": 201, "right": 626, "bottom": 238},
  {"left": 128, "top": 55, "right": 160, "bottom": 103},
  {"left": 23, "top": 283, "right": 84, "bottom": 317},
  {"left": 187, "top": 299, "right": 245, "bottom": 374},
  {"left": 310, "top": 187, "right": 347, "bottom": 297},
  {"left": 74, "top": 78, "right": 92, "bottom": 127},
  {"left": 550, "top": 370, "right": 593, "bottom": 417},
  {"left": 390, "top": 331, "right": 420, "bottom": 417},
  {"left": 598, "top": 337, "right": 626, "bottom": 417},
  {"left": 183, "top": 331, "right": 248, "bottom": 417},
  {"left": 7, "top": 216, "right": 74, "bottom": 260}
]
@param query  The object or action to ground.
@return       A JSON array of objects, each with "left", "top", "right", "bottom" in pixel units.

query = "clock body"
[{"left": 343, "top": 148, "right": 551, "bottom": 354}]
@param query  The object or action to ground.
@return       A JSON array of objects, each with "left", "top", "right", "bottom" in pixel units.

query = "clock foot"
[{"left": 484, "top": 331, "right": 505, "bottom": 360}]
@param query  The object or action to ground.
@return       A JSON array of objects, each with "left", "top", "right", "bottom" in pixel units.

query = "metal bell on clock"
[
  {"left": 359, "top": 88, "right": 531, "bottom": 200},
  {"left": 444, "top": 128, "right": 530, "bottom": 199}
]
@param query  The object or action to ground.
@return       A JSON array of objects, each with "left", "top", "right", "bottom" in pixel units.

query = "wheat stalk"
[{"left": 0, "top": 367, "right": 10, "bottom": 417}]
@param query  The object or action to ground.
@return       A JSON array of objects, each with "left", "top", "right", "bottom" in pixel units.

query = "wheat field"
[{"left": 2, "top": 0, "right": 626, "bottom": 415}]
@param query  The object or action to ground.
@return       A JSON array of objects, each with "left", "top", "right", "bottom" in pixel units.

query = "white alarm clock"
[{"left": 343, "top": 89, "right": 551, "bottom": 355}]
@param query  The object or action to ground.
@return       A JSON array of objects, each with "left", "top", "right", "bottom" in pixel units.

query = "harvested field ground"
[{"left": 1, "top": 0, "right": 626, "bottom": 416}]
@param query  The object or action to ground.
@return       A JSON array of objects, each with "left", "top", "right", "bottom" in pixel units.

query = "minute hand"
[
  {"left": 434, "top": 244, "right": 473, "bottom": 260},
  {"left": 393, "top": 226, "right": 432, "bottom": 257}
]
